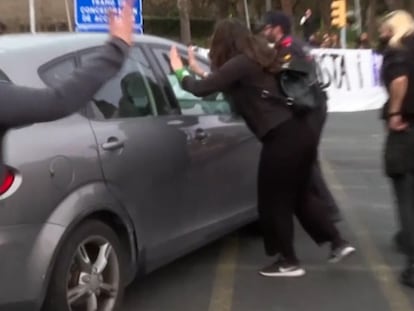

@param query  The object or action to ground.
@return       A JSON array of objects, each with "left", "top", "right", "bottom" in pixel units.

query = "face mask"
[
  {"left": 377, "top": 36, "right": 391, "bottom": 53},
  {"left": 378, "top": 36, "right": 391, "bottom": 45}
]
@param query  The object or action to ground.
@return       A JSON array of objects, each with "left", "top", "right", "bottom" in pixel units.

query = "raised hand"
[
  {"left": 170, "top": 46, "right": 184, "bottom": 71},
  {"left": 109, "top": 0, "right": 135, "bottom": 46}
]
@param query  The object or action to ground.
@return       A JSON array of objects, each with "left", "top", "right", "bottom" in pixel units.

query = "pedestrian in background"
[
  {"left": 299, "top": 8, "right": 319, "bottom": 43},
  {"left": 379, "top": 10, "right": 414, "bottom": 288},
  {"left": 170, "top": 18, "right": 355, "bottom": 277},
  {"left": 356, "top": 32, "right": 371, "bottom": 49}
]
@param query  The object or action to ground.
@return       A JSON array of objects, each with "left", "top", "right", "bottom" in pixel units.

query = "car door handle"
[
  {"left": 102, "top": 138, "right": 124, "bottom": 151},
  {"left": 194, "top": 128, "right": 209, "bottom": 141}
]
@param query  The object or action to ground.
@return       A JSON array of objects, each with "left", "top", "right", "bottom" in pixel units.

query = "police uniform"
[{"left": 276, "top": 35, "right": 342, "bottom": 222}]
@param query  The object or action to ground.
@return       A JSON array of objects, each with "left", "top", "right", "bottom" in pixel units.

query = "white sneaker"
[
  {"left": 329, "top": 243, "right": 356, "bottom": 263},
  {"left": 259, "top": 259, "right": 306, "bottom": 277}
]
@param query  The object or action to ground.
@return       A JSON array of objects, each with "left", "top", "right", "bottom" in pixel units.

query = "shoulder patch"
[
  {"left": 281, "top": 37, "right": 293, "bottom": 47},
  {"left": 283, "top": 54, "right": 292, "bottom": 62}
]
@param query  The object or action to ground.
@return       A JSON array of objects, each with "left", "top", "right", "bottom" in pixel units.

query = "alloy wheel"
[{"left": 66, "top": 236, "right": 120, "bottom": 311}]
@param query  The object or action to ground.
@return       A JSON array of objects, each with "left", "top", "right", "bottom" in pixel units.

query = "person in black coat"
[
  {"left": 169, "top": 18, "right": 355, "bottom": 278},
  {"left": 378, "top": 10, "right": 414, "bottom": 288},
  {"left": 255, "top": 11, "right": 342, "bottom": 223},
  {"left": 299, "top": 8, "right": 320, "bottom": 42}
]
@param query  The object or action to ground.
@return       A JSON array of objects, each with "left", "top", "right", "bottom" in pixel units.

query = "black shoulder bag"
[{"left": 259, "top": 58, "right": 329, "bottom": 115}]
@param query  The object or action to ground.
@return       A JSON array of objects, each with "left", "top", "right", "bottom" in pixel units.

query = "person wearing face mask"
[
  {"left": 255, "top": 11, "right": 342, "bottom": 224},
  {"left": 378, "top": 10, "right": 414, "bottom": 288}
]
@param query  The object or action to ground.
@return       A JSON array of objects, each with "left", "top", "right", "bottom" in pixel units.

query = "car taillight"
[{"left": 0, "top": 169, "right": 15, "bottom": 195}]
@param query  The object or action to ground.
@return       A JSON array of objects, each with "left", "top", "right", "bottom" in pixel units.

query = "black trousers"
[
  {"left": 310, "top": 160, "right": 341, "bottom": 220},
  {"left": 308, "top": 100, "right": 341, "bottom": 221},
  {"left": 257, "top": 117, "right": 341, "bottom": 264},
  {"left": 392, "top": 174, "right": 414, "bottom": 263},
  {"left": 385, "top": 126, "right": 414, "bottom": 263}
]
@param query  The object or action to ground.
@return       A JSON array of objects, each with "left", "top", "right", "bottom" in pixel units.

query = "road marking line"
[
  {"left": 208, "top": 235, "right": 239, "bottom": 311},
  {"left": 321, "top": 156, "right": 413, "bottom": 311}
]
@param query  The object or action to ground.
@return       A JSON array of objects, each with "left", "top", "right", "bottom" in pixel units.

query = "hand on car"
[
  {"left": 109, "top": 0, "right": 135, "bottom": 46},
  {"left": 188, "top": 47, "right": 197, "bottom": 70},
  {"left": 188, "top": 47, "right": 205, "bottom": 77},
  {"left": 170, "top": 46, "right": 184, "bottom": 71}
]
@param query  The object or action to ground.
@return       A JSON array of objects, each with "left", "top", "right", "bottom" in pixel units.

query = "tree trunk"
[
  {"left": 367, "top": 0, "right": 377, "bottom": 41},
  {"left": 361, "top": 0, "right": 370, "bottom": 32},
  {"left": 251, "top": 0, "right": 265, "bottom": 20},
  {"left": 177, "top": 0, "right": 191, "bottom": 44},
  {"left": 280, "top": 0, "right": 293, "bottom": 16},
  {"left": 410, "top": 0, "right": 414, "bottom": 13},
  {"left": 213, "top": 0, "right": 231, "bottom": 20},
  {"left": 384, "top": 0, "right": 404, "bottom": 10},
  {"left": 319, "top": 0, "right": 331, "bottom": 30},
  {"left": 235, "top": 0, "right": 245, "bottom": 18},
  {"left": 280, "top": 0, "right": 295, "bottom": 32},
  {"left": 266, "top": 0, "right": 272, "bottom": 11}
]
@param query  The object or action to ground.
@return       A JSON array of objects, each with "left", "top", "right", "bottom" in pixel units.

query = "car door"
[
  {"left": 79, "top": 45, "right": 204, "bottom": 269},
  {"left": 147, "top": 43, "right": 260, "bottom": 228}
]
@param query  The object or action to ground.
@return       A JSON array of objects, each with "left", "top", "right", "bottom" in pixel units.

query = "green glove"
[{"left": 175, "top": 68, "right": 190, "bottom": 82}]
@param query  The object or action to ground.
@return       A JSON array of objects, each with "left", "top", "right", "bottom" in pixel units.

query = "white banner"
[
  {"left": 311, "top": 48, "right": 387, "bottom": 112},
  {"left": 195, "top": 47, "right": 388, "bottom": 112}
]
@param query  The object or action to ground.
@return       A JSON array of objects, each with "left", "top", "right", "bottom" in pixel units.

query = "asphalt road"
[{"left": 121, "top": 110, "right": 414, "bottom": 311}]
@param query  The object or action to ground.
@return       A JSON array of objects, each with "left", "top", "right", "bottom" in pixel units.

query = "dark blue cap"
[{"left": 254, "top": 11, "right": 292, "bottom": 35}]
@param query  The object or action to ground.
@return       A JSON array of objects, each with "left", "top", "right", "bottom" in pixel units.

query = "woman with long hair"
[
  {"left": 169, "top": 19, "right": 355, "bottom": 277},
  {"left": 379, "top": 10, "right": 414, "bottom": 288}
]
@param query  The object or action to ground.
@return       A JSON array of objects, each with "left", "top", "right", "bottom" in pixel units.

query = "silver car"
[{"left": 0, "top": 33, "right": 259, "bottom": 311}]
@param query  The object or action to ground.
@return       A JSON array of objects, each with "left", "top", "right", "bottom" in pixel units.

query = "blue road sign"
[{"left": 75, "top": 0, "right": 142, "bottom": 33}]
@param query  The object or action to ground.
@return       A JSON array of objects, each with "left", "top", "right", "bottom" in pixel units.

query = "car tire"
[{"left": 43, "top": 220, "right": 126, "bottom": 311}]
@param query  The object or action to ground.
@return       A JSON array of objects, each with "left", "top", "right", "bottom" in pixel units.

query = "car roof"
[
  {"left": 0, "top": 32, "right": 179, "bottom": 86},
  {"left": 0, "top": 32, "right": 176, "bottom": 52}
]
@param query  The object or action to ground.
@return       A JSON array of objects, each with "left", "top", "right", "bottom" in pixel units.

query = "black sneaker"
[
  {"left": 328, "top": 242, "right": 356, "bottom": 263},
  {"left": 259, "top": 259, "right": 306, "bottom": 277}
]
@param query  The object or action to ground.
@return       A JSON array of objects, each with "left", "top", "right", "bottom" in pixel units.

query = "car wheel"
[{"left": 43, "top": 220, "right": 126, "bottom": 311}]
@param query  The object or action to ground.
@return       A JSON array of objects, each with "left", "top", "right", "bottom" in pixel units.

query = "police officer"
[
  {"left": 379, "top": 10, "right": 414, "bottom": 288},
  {"left": 255, "top": 11, "right": 342, "bottom": 223}
]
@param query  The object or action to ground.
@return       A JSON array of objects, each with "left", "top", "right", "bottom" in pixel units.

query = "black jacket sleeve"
[
  {"left": 181, "top": 54, "right": 250, "bottom": 97},
  {"left": 0, "top": 37, "right": 129, "bottom": 127},
  {"left": 381, "top": 50, "right": 409, "bottom": 91}
]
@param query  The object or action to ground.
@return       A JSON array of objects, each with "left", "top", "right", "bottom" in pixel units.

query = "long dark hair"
[{"left": 208, "top": 19, "right": 280, "bottom": 73}]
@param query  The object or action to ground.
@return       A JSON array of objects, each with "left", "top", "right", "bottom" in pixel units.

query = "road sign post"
[
  {"left": 74, "top": 0, "right": 142, "bottom": 33},
  {"left": 29, "top": 0, "right": 36, "bottom": 34}
]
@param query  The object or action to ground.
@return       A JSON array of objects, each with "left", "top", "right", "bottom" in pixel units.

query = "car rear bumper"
[{"left": 0, "top": 223, "right": 65, "bottom": 311}]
